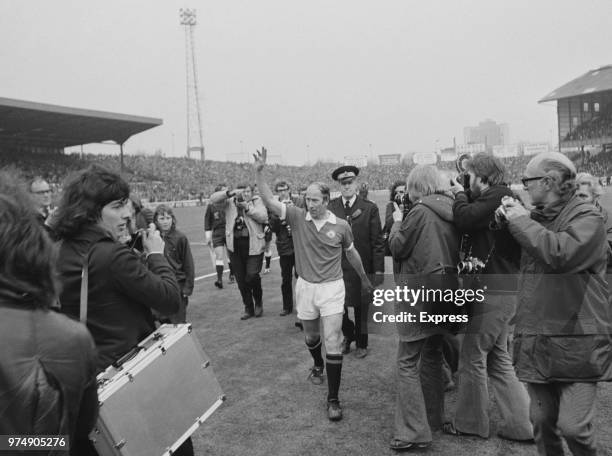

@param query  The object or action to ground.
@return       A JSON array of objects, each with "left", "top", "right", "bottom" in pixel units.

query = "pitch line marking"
[{"left": 194, "top": 256, "right": 279, "bottom": 282}]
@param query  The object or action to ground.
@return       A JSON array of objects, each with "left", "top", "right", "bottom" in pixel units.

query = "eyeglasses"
[
  {"left": 33, "top": 189, "right": 52, "bottom": 195},
  {"left": 521, "top": 176, "right": 544, "bottom": 187}
]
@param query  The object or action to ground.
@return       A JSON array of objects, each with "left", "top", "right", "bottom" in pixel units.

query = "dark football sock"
[
  {"left": 326, "top": 354, "right": 343, "bottom": 401},
  {"left": 216, "top": 265, "right": 223, "bottom": 282},
  {"left": 228, "top": 262, "right": 234, "bottom": 276},
  {"left": 306, "top": 338, "right": 324, "bottom": 367},
  {"left": 265, "top": 255, "right": 271, "bottom": 268}
]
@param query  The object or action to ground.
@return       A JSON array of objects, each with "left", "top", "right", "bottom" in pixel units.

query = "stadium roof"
[
  {"left": 0, "top": 97, "right": 162, "bottom": 148},
  {"left": 539, "top": 65, "right": 612, "bottom": 103}
]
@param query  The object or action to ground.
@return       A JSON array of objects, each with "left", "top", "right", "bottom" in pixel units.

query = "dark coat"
[
  {"left": 452, "top": 185, "right": 521, "bottom": 292},
  {"left": 0, "top": 285, "right": 98, "bottom": 454},
  {"left": 269, "top": 199, "right": 297, "bottom": 257},
  {"left": 161, "top": 228, "right": 195, "bottom": 296},
  {"left": 508, "top": 194, "right": 612, "bottom": 382},
  {"left": 328, "top": 195, "right": 385, "bottom": 275},
  {"left": 58, "top": 225, "right": 181, "bottom": 371},
  {"left": 389, "top": 193, "right": 461, "bottom": 341}
]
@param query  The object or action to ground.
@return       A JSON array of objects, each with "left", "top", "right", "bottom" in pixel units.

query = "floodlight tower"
[{"left": 179, "top": 8, "right": 205, "bottom": 160}]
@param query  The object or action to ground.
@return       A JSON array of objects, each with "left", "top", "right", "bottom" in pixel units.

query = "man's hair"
[
  {"left": 0, "top": 169, "right": 58, "bottom": 307},
  {"left": 529, "top": 152, "right": 577, "bottom": 197},
  {"left": 236, "top": 183, "right": 253, "bottom": 191},
  {"left": 576, "top": 172, "right": 604, "bottom": 199},
  {"left": 214, "top": 183, "right": 227, "bottom": 192},
  {"left": 153, "top": 204, "right": 177, "bottom": 229},
  {"left": 275, "top": 181, "right": 290, "bottom": 192},
  {"left": 465, "top": 152, "right": 506, "bottom": 186},
  {"left": 53, "top": 165, "right": 130, "bottom": 239},
  {"left": 29, "top": 176, "right": 49, "bottom": 192},
  {"left": 406, "top": 165, "right": 448, "bottom": 199},
  {"left": 389, "top": 180, "right": 406, "bottom": 201},
  {"left": 308, "top": 182, "right": 331, "bottom": 202}
]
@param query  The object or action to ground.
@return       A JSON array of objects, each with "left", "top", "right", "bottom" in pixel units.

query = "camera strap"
[{"left": 79, "top": 248, "right": 92, "bottom": 324}]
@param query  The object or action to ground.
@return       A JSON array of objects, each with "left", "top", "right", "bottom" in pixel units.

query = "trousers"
[{"left": 528, "top": 382, "right": 598, "bottom": 456}]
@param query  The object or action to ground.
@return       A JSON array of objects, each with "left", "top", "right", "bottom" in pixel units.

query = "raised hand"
[{"left": 253, "top": 147, "right": 267, "bottom": 172}]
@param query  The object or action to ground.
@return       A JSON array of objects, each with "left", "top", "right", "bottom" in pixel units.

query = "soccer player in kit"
[{"left": 253, "top": 147, "right": 374, "bottom": 421}]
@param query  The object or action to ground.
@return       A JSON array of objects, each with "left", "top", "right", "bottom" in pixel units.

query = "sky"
[{"left": 1, "top": 0, "right": 611, "bottom": 166}]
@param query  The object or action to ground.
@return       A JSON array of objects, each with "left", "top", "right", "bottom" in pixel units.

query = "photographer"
[
  {"left": 54, "top": 166, "right": 181, "bottom": 372},
  {"left": 388, "top": 165, "right": 460, "bottom": 451},
  {"left": 503, "top": 152, "right": 612, "bottom": 455},
  {"left": 210, "top": 183, "right": 268, "bottom": 320},
  {"left": 445, "top": 153, "right": 532, "bottom": 441},
  {"left": 384, "top": 181, "right": 412, "bottom": 276},
  {"left": 52, "top": 165, "right": 182, "bottom": 455}
]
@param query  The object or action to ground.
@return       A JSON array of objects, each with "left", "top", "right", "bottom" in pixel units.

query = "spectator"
[
  {"left": 154, "top": 204, "right": 195, "bottom": 324},
  {"left": 0, "top": 170, "right": 98, "bottom": 456}
]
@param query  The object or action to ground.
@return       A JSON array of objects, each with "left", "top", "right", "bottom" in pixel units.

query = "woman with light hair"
[{"left": 387, "top": 165, "right": 461, "bottom": 451}]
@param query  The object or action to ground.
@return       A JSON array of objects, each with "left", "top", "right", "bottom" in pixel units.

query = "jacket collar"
[
  {"left": 531, "top": 193, "right": 573, "bottom": 222},
  {"left": 305, "top": 210, "right": 337, "bottom": 224}
]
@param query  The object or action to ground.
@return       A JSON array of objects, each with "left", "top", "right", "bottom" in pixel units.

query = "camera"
[
  {"left": 235, "top": 192, "right": 245, "bottom": 203},
  {"left": 281, "top": 219, "right": 292, "bottom": 236},
  {"left": 457, "top": 256, "right": 486, "bottom": 275},
  {"left": 455, "top": 153, "right": 471, "bottom": 189},
  {"left": 234, "top": 215, "right": 246, "bottom": 231},
  {"left": 394, "top": 193, "right": 411, "bottom": 218}
]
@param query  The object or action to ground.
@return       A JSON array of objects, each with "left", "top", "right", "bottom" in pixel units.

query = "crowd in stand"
[
  {"left": 1, "top": 148, "right": 611, "bottom": 202},
  {"left": 564, "top": 104, "right": 612, "bottom": 142}
]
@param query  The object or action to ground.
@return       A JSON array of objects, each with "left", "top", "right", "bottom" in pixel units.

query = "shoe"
[
  {"left": 240, "top": 312, "right": 254, "bottom": 320},
  {"left": 497, "top": 433, "right": 535, "bottom": 443},
  {"left": 279, "top": 309, "right": 291, "bottom": 316},
  {"left": 327, "top": 400, "right": 343, "bottom": 421},
  {"left": 228, "top": 274, "right": 235, "bottom": 283},
  {"left": 389, "top": 439, "right": 431, "bottom": 452},
  {"left": 354, "top": 347, "right": 368, "bottom": 359},
  {"left": 263, "top": 268, "right": 270, "bottom": 274},
  {"left": 254, "top": 305, "right": 263, "bottom": 317},
  {"left": 307, "top": 365, "right": 324, "bottom": 385},
  {"left": 214, "top": 281, "right": 223, "bottom": 289},
  {"left": 442, "top": 422, "right": 480, "bottom": 438},
  {"left": 341, "top": 338, "right": 352, "bottom": 355},
  {"left": 295, "top": 321, "right": 303, "bottom": 331}
]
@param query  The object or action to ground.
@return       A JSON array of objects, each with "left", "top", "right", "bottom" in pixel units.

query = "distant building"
[
  {"left": 463, "top": 119, "right": 509, "bottom": 147},
  {"left": 540, "top": 64, "right": 612, "bottom": 154}
]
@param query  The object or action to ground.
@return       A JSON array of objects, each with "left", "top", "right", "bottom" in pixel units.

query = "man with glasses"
[
  {"left": 329, "top": 165, "right": 385, "bottom": 359},
  {"left": 29, "top": 177, "right": 54, "bottom": 225},
  {"left": 500, "top": 151, "right": 612, "bottom": 455}
]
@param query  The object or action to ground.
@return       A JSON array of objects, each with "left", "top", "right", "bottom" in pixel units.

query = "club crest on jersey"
[{"left": 326, "top": 230, "right": 336, "bottom": 239}]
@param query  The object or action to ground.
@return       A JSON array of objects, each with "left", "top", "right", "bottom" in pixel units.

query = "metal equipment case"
[{"left": 90, "top": 324, "right": 225, "bottom": 456}]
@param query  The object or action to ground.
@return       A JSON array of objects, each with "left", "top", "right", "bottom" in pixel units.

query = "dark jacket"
[
  {"left": 0, "top": 286, "right": 98, "bottom": 455},
  {"left": 204, "top": 201, "right": 226, "bottom": 235},
  {"left": 508, "top": 194, "right": 612, "bottom": 382},
  {"left": 161, "top": 227, "right": 195, "bottom": 296},
  {"left": 389, "top": 193, "right": 461, "bottom": 341},
  {"left": 58, "top": 225, "right": 181, "bottom": 371},
  {"left": 269, "top": 199, "right": 296, "bottom": 257},
  {"left": 452, "top": 185, "right": 520, "bottom": 292},
  {"left": 328, "top": 195, "right": 385, "bottom": 275}
]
